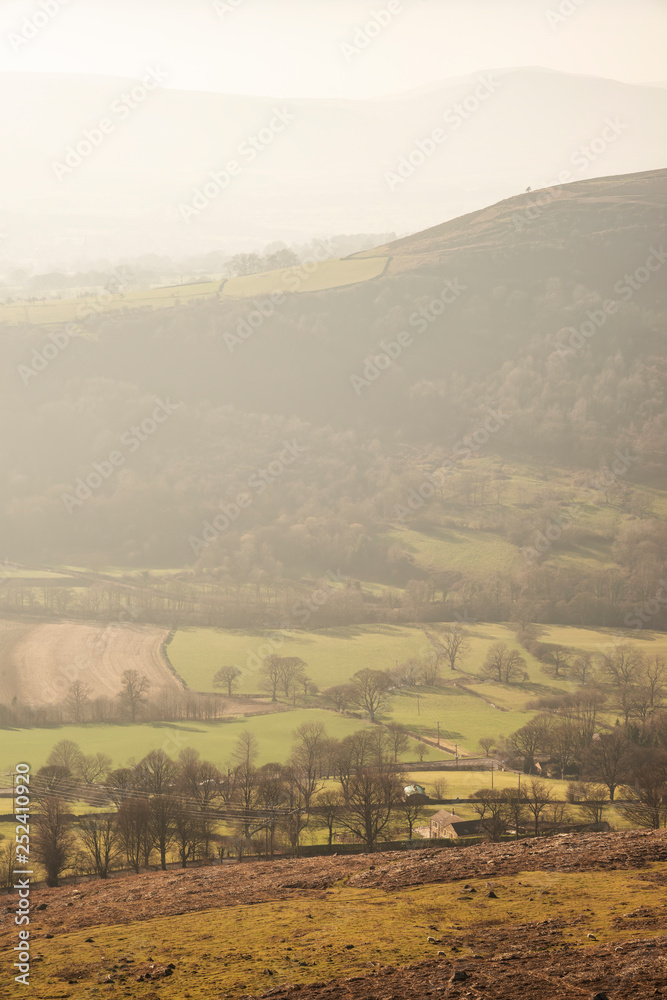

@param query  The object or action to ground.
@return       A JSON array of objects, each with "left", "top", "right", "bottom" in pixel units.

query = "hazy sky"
[{"left": 2, "top": 0, "right": 665, "bottom": 98}]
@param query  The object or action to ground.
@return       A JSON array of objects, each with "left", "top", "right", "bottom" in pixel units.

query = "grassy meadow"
[
  {"left": 0, "top": 710, "right": 376, "bottom": 776},
  {"left": 220, "top": 256, "right": 388, "bottom": 298}
]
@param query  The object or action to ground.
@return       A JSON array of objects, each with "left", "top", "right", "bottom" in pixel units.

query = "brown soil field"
[
  {"left": 0, "top": 618, "right": 177, "bottom": 706},
  {"left": 2, "top": 829, "right": 666, "bottom": 999}
]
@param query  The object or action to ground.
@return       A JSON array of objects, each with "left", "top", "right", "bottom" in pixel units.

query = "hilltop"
[{"left": 0, "top": 167, "right": 666, "bottom": 622}]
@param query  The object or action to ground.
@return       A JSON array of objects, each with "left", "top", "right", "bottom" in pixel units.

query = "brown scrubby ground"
[{"left": 1, "top": 829, "right": 666, "bottom": 999}]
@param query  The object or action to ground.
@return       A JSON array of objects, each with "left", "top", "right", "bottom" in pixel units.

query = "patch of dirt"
[
  {"left": 247, "top": 937, "right": 667, "bottom": 1000},
  {"left": 0, "top": 617, "right": 176, "bottom": 705}
]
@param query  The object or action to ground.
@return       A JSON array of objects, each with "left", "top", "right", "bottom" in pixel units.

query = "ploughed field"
[
  {"left": 0, "top": 619, "right": 176, "bottom": 706},
  {"left": 2, "top": 829, "right": 666, "bottom": 999}
]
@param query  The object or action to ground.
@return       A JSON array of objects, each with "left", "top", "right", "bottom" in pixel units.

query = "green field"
[
  {"left": 0, "top": 257, "right": 389, "bottom": 327},
  {"left": 0, "top": 710, "right": 374, "bottom": 775},
  {"left": 167, "top": 620, "right": 667, "bottom": 753},
  {"left": 388, "top": 525, "right": 523, "bottom": 578},
  {"left": 168, "top": 623, "right": 433, "bottom": 696},
  {"left": 220, "top": 256, "right": 388, "bottom": 298}
]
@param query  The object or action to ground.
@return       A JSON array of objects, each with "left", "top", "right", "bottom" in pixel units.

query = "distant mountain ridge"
[{"left": 1, "top": 68, "right": 666, "bottom": 265}]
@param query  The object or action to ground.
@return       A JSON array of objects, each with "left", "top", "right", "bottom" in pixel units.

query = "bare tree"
[
  {"left": 421, "top": 652, "right": 441, "bottom": 686},
  {"left": 385, "top": 722, "right": 410, "bottom": 763},
  {"left": 213, "top": 665, "right": 242, "bottom": 697},
  {"left": 135, "top": 749, "right": 178, "bottom": 794},
  {"left": 572, "top": 652, "right": 595, "bottom": 686},
  {"left": 471, "top": 788, "right": 507, "bottom": 842},
  {"left": 278, "top": 657, "right": 307, "bottom": 698},
  {"left": 232, "top": 731, "right": 259, "bottom": 835},
  {"left": 482, "top": 643, "right": 526, "bottom": 684},
  {"left": 78, "top": 815, "right": 120, "bottom": 878},
  {"left": 289, "top": 721, "right": 327, "bottom": 813},
  {"left": 397, "top": 796, "right": 424, "bottom": 841},
  {"left": 350, "top": 668, "right": 393, "bottom": 721},
  {"left": 116, "top": 797, "right": 151, "bottom": 872},
  {"left": 0, "top": 839, "right": 17, "bottom": 890},
  {"left": 501, "top": 788, "right": 526, "bottom": 839},
  {"left": 171, "top": 798, "right": 204, "bottom": 867},
  {"left": 149, "top": 794, "right": 176, "bottom": 871},
  {"left": 118, "top": 669, "right": 150, "bottom": 722},
  {"left": 324, "top": 684, "right": 356, "bottom": 713},
  {"left": 578, "top": 783, "right": 607, "bottom": 825},
  {"left": 478, "top": 736, "right": 497, "bottom": 757},
  {"left": 78, "top": 752, "right": 113, "bottom": 784},
  {"left": 46, "top": 739, "right": 84, "bottom": 774},
  {"left": 260, "top": 654, "right": 282, "bottom": 702},
  {"left": 642, "top": 656, "right": 666, "bottom": 711},
  {"left": 392, "top": 658, "right": 422, "bottom": 687},
  {"left": 507, "top": 716, "right": 552, "bottom": 774},
  {"left": 583, "top": 731, "right": 634, "bottom": 801},
  {"left": 600, "top": 644, "right": 644, "bottom": 689},
  {"left": 64, "top": 680, "right": 91, "bottom": 723},
  {"left": 621, "top": 759, "right": 667, "bottom": 829},
  {"left": 524, "top": 779, "right": 553, "bottom": 836},
  {"left": 33, "top": 796, "right": 76, "bottom": 887},
  {"left": 338, "top": 766, "right": 404, "bottom": 851},
  {"left": 543, "top": 644, "right": 571, "bottom": 679},
  {"left": 440, "top": 625, "right": 471, "bottom": 672},
  {"left": 315, "top": 789, "right": 343, "bottom": 845}
]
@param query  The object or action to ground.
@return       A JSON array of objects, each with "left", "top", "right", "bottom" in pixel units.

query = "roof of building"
[{"left": 430, "top": 809, "right": 467, "bottom": 825}]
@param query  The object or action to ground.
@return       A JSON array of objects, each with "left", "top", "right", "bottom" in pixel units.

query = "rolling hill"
[{"left": 1, "top": 68, "right": 666, "bottom": 264}]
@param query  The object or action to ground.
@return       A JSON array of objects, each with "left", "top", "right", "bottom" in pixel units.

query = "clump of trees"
[{"left": 28, "top": 719, "right": 425, "bottom": 885}]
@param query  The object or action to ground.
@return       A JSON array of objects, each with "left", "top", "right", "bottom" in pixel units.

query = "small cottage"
[{"left": 429, "top": 809, "right": 481, "bottom": 839}]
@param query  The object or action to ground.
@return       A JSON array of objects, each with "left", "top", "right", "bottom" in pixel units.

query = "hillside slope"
[{"left": 3, "top": 830, "right": 665, "bottom": 998}]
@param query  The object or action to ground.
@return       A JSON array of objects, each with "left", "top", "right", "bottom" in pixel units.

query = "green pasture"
[
  {"left": 388, "top": 524, "right": 522, "bottom": 578},
  {"left": 168, "top": 623, "right": 433, "bottom": 695},
  {"left": 220, "top": 256, "right": 388, "bottom": 298},
  {"left": 387, "top": 687, "right": 531, "bottom": 749},
  {"left": 0, "top": 710, "right": 370, "bottom": 775}
]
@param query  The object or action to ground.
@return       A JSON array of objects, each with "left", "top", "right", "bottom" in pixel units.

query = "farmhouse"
[{"left": 429, "top": 809, "right": 481, "bottom": 839}]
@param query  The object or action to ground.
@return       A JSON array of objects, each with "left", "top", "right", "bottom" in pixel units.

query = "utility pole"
[
  {"left": 437, "top": 721, "right": 440, "bottom": 746},
  {"left": 455, "top": 743, "right": 459, "bottom": 770},
  {"left": 491, "top": 760, "right": 494, "bottom": 789}
]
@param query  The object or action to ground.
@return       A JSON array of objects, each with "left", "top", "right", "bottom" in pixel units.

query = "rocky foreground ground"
[{"left": 2, "top": 829, "right": 666, "bottom": 999}]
